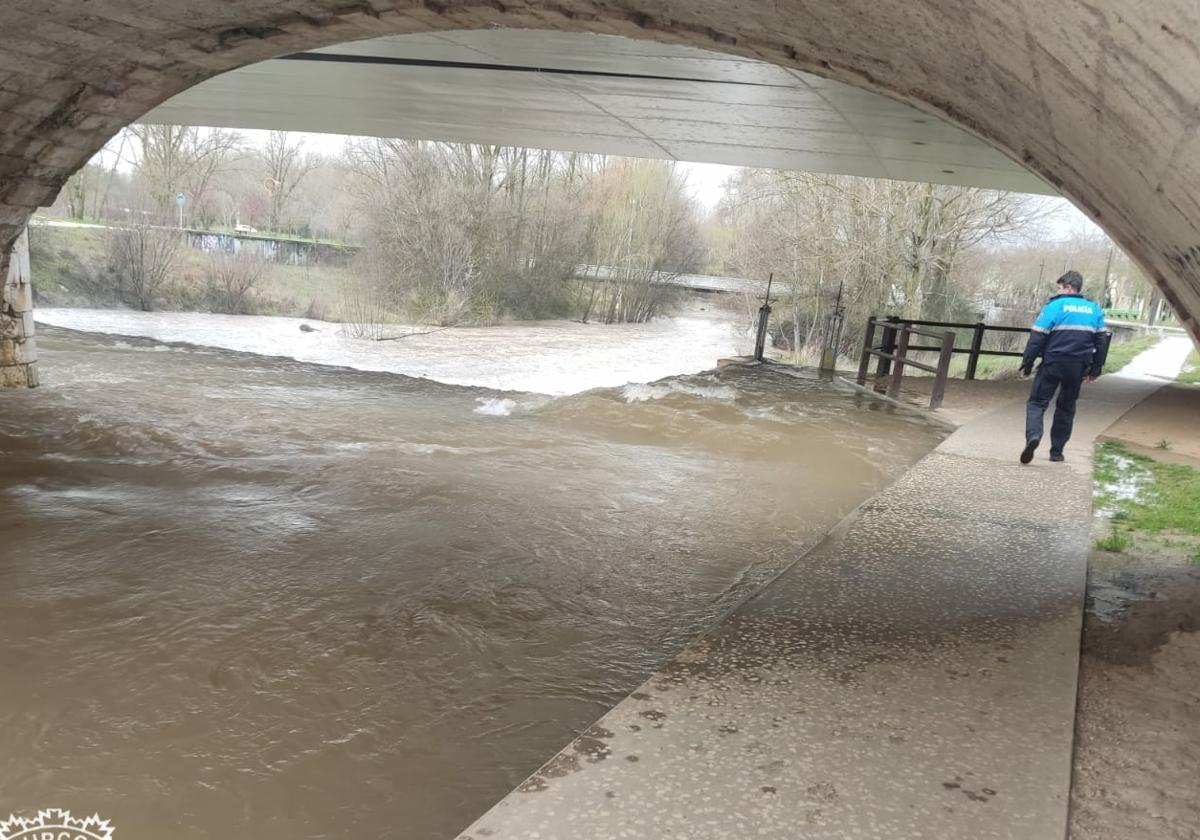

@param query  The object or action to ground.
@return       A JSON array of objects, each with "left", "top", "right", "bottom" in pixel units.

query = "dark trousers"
[{"left": 1025, "top": 358, "right": 1088, "bottom": 454}]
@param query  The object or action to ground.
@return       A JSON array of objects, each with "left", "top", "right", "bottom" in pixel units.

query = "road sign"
[{"left": 176, "top": 192, "right": 186, "bottom": 205}]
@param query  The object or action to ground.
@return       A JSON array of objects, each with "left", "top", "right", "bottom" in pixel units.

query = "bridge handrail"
[
  {"left": 858, "top": 315, "right": 1032, "bottom": 386},
  {"left": 855, "top": 317, "right": 957, "bottom": 409}
]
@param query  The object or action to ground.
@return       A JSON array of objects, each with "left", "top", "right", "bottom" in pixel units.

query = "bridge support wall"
[{"left": 1, "top": 229, "right": 37, "bottom": 388}]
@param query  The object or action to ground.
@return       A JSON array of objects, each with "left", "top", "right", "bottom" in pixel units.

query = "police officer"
[{"left": 1019, "top": 270, "right": 1111, "bottom": 464}]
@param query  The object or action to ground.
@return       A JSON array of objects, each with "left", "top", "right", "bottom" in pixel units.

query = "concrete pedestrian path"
[{"left": 456, "top": 343, "right": 1191, "bottom": 840}]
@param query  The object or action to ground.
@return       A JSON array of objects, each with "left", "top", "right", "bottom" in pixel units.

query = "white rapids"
[{"left": 36, "top": 304, "right": 750, "bottom": 395}]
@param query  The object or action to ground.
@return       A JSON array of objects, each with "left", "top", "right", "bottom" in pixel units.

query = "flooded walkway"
[
  {"left": 0, "top": 324, "right": 942, "bottom": 840},
  {"left": 459, "top": 344, "right": 1191, "bottom": 839}
]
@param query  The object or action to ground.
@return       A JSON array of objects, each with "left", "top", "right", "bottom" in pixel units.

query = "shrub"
[
  {"left": 1094, "top": 531, "right": 1131, "bottom": 552},
  {"left": 106, "top": 220, "right": 182, "bottom": 311},
  {"left": 204, "top": 251, "right": 267, "bottom": 314}
]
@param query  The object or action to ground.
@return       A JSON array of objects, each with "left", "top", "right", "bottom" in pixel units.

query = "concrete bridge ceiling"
[
  {"left": 1, "top": 2, "right": 1199, "bottom": 342},
  {"left": 143, "top": 30, "right": 1052, "bottom": 196}
]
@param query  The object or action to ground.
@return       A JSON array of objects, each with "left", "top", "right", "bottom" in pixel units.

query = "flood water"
[{"left": 0, "top": 318, "right": 944, "bottom": 839}]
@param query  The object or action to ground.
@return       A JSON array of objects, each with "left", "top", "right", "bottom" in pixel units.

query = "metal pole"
[
  {"left": 820, "top": 280, "right": 844, "bottom": 374},
  {"left": 753, "top": 273, "right": 774, "bottom": 362}
]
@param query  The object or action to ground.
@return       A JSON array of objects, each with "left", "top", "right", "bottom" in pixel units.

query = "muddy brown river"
[{"left": 0, "top": 325, "right": 944, "bottom": 839}]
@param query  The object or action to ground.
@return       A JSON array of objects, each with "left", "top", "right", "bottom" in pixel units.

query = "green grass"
[
  {"left": 1092, "top": 441, "right": 1200, "bottom": 564},
  {"left": 902, "top": 351, "right": 1024, "bottom": 380},
  {"left": 966, "top": 354, "right": 1023, "bottom": 380},
  {"left": 1094, "top": 531, "right": 1132, "bottom": 552},
  {"left": 1102, "top": 335, "right": 1160, "bottom": 374},
  {"left": 255, "top": 262, "right": 355, "bottom": 320},
  {"left": 1094, "top": 442, "right": 1200, "bottom": 535},
  {"left": 1178, "top": 349, "right": 1200, "bottom": 384},
  {"left": 911, "top": 333, "right": 1159, "bottom": 381}
]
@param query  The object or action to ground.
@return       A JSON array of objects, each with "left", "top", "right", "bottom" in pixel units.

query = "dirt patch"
[
  {"left": 1070, "top": 558, "right": 1200, "bottom": 839},
  {"left": 1101, "top": 383, "right": 1200, "bottom": 464}
]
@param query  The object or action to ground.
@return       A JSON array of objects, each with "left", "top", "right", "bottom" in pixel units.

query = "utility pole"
[{"left": 819, "top": 280, "right": 845, "bottom": 375}]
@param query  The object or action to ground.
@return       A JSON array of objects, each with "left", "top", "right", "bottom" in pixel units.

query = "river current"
[{"left": 0, "top": 312, "right": 944, "bottom": 839}]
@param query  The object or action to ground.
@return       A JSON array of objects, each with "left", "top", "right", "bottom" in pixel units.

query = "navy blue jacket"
[{"left": 1021, "top": 293, "right": 1111, "bottom": 375}]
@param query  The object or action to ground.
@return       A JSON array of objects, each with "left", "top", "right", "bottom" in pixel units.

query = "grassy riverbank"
[
  {"left": 1093, "top": 441, "right": 1200, "bottom": 562},
  {"left": 1178, "top": 349, "right": 1200, "bottom": 384},
  {"left": 1071, "top": 426, "right": 1200, "bottom": 840},
  {"left": 28, "top": 224, "right": 354, "bottom": 319}
]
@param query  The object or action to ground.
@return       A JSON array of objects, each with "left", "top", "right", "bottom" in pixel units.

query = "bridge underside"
[
  {"left": 1, "top": 0, "right": 1200, "bottom": 391},
  {"left": 144, "top": 30, "right": 1051, "bottom": 195}
]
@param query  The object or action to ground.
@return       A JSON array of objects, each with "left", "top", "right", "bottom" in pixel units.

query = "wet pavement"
[{"left": 457, "top": 364, "right": 1180, "bottom": 839}]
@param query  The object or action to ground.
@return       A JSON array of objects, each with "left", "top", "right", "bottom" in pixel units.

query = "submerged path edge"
[{"left": 455, "top": 372, "right": 1168, "bottom": 840}]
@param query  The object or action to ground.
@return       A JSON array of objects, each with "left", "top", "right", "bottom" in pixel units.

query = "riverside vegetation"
[
  {"left": 1092, "top": 442, "right": 1200, "bottom": 563},
  {"left": 1178, "top": 349, "right": 1200, "bottom": 384},
  {"left": 38, "top": 126, "right": 1176, "bottom": 358}
]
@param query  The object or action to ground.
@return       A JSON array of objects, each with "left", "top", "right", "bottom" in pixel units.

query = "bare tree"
[
  {"left": 62, "top": 161, "right": 106, "bottom": 220},
  {"left": 106, "top": 214, "right": 182, "bottom": 311},
  {"left": 578, "top": 159, "right": 702, "bottom": 324},
  {"left": 337, "top": 252, "right": 394, "bottom": 339},
  {"left": 261, "top": 131, "right": 319, "bottom": 234},
  {"left": 127, "top": 124, "right": 243, "bottom": 220},
  {"left": 712, "top": 170, "right": 1052, "bottom": 362},
  {"left": 342, "top": 140, "right": 601, "bottom": 324},
  {"left": 204, "top": 251, "right": 268, "bottom": 314}
]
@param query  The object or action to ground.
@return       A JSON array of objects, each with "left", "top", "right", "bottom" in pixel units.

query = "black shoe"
[
  {"left": 1020, "top": 438, "right": 1040, "bottom": 464},
  {"left": 1049, "top": 452, "right": 1065, "bottom": 462}
]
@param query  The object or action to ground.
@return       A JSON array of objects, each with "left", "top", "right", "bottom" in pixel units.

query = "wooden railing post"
[
  {"left": 930, "top": 329, "right": 955, "bottom": 409},
  {"left": 965, "top": 322, "right": 986, "bottom": 380},
  {"left": 857, "top": 316, "right": 877, "bottom": 386},
  {"left": 886, "top": 325, "right": 911, "bottom": 400},
  {"left": 852, "top": 316, "right": 1033, "bottom": 408},
  {"left": 874, "top": 315, "right": 899, "bottom": 392}
]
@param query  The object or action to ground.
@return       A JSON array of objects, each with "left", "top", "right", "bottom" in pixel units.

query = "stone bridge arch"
[{"left": 2, "top": 1, "right": 1199, "bottom": 384}]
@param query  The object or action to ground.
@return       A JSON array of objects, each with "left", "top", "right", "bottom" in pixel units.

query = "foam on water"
[
  {"left": 36, "top": 306, "right": 747, "bottom": 395},
  {"left": 621, "top": 380, "right": 738, "bottom": 403},
  {"left": 475, "top": 397, "right": 518, "bottom": 416}
]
